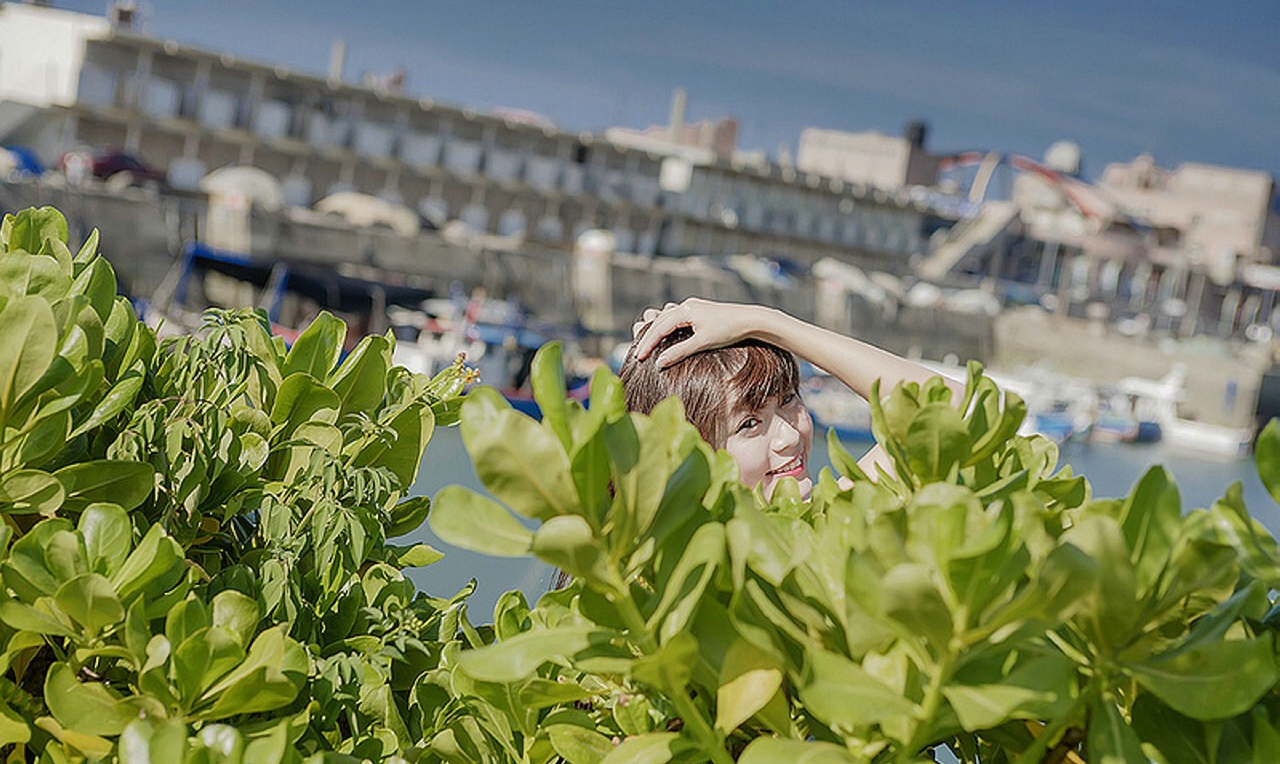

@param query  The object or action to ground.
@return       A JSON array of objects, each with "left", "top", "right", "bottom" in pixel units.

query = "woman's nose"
[{"left": 771, "top": 415, "right": 801, "bottom": 450}]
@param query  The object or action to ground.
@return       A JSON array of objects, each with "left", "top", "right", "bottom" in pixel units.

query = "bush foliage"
[
  {"left": 431, "top": 345, "right": 1280, "bottom": 764},
  {"left": 3, "top": 206, "right": 1280, "bottom": 763},
  {"left": 0, "top": 207, "right": 466, "bottom": 762}
]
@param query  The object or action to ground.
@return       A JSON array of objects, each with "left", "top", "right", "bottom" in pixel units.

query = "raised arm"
[
  {"left": 633, "top": 298, "right": 964, "bottom": 403},
  {"left": 633, "top": 299, "right": 964, "bottom": 478}
]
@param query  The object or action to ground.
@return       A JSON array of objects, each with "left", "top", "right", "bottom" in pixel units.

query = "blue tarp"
[{"left": 3, "top": 146, "right": 45, "bottom": 176}]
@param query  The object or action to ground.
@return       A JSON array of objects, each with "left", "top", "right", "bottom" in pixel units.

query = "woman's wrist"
[{"left": 750, "top": 305, "right": 795, "bottom": 347}]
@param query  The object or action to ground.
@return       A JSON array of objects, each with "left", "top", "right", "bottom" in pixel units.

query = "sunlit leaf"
[{"left": 430, "top": 485, "right": 533, "bottom": 556}]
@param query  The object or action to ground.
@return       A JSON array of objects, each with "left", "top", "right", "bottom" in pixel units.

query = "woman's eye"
[
  {"left": 736, "top": 417, "right": 761, "bottom": 433},
  {"left": 781, "top": 392, "right": 799, "bottom": 406}
]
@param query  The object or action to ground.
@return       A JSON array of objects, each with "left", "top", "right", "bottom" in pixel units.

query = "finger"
[
  {"left": 634, "top": 309, "right": 689, "bottom": 360},
  {"left": 655, "top": 333, "right": 702, "bottom": 369},
  {"left": 632, "top": 320, "right": 648, "bottom": 340}
]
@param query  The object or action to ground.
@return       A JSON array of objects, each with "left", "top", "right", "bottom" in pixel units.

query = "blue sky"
[{"left": 61, "top": 0, "right": 1280, "bottom": 179}]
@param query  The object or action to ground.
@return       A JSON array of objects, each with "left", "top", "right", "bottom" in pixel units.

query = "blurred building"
[
  {"left": 922, "top": 139, "right": 1280, "bottom": 344},
  {"left": 0, "top": 3, "right": 936, "bottom": 277},
  {"left": 1097, "top": 155, "right": 1276, "bottom": 268},
  {"left": 604, "top": 88, "right": 746, "bottom": 164},
  {"left": 796, "top": 121, "right": 942, "bottom": 192}
]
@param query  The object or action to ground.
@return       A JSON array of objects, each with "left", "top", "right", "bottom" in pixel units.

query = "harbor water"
[{"left": 402, "top": 424, "right": 1280, "bottom": 617}]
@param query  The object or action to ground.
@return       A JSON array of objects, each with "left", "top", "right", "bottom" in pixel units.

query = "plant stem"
[
  {"left": 1010, "top": 687, "right": 1091, "bottom": 764},
  {"left": 605, "top": 569, "right": 734, "bottom": 764},
  {"left": 900, "top": 651, "right": 957, "bottom": 763},
  {"left": 670, "top": 687, "right": 736, "bottom": 764}
]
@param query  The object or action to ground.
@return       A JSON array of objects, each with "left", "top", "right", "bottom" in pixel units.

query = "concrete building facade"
[{"left": 0, "top": 3, "right": 933, "bottom": 276}]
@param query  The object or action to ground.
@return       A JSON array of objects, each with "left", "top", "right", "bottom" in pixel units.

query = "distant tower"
[
  {"left": 668, "top": 87, "right": 687, "bottom": 142},
  {"left": 328, "top": 39, "right": 347, "bottom": 83},
  {"left": 904, "top": 120, "right": 928, "bottom": 149},
  {"left": 107, "top": 1, "right": 138, "bottom": 28}
]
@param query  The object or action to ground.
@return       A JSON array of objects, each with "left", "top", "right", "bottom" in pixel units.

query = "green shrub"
[
  {"left": 431, "top": 344, "right": 1280, "bottom": 764},
  {"left": 0, "top": 207, "right": 467, "bottom": 762},
  {"left": 6, "top": 204, "right": 1280, "bottom": 764}
]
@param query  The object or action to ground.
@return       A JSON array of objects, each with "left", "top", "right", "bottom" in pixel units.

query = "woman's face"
[{"left": 723, "top": 390, "right": 814, "bottom": 500}]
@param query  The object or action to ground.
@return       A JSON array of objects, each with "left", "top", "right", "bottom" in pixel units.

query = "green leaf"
[
  {"left": 461, "top": 386, "right": 579, "bottom": 519},
  {"left": 352, "top": 399, "right": 433, "bottom": 485},
  {"left": 826, "top": 427, "right": 869, "bottom": 483},
  {"left": 880, "top": 562, "right": 953, "bottom": 649},
  {"left": 78, "top": 502, "right": 131, "bottom": 576},
  {"left": 456, "top": 627, "right": 606, "bottom": 683},
  {"left": 942, "top": 651, "right": 1075, "bottom": 731},
  {"left": 74, "top": 228, "right": 100, "bottom": 264},
  {"left": 3, "top": 206, "right": 69, "bottom": 256},
  {"left": 119, "top": 719, "right": 189, "bottom": 764},
  {"left": 1061, "top": 514, "right": 1137, "bottom": 648},
  {"left": 0, "top": 295, "right": 58, "bottom": 422},
  {"left": 175, "top": 626, "right": 245, "bottom": 705},
  {"left": 45, "top": 662, "right": 138, "bottom": 736},
  {"left": 532, "top": 341, "right": 573, "bottom": 450},
  {"left": 0, "top": 600, "right": 76, "bottom": 637},
  {"left": 385, "top": 543, "right": 445, "bottom": 568},
  {"left": 632, "top": 631, "right": 698, "bottom": 695},
  {"left": 70, "top": 256, "right": 117, "bottom": 323},
  {"left": 54, "top": 573, "right": 124, "bottom": 636},
  {"left": 0, "top": 469, "right": 64, "bottom": 515},
  {"left": 715, "top": 639, "right": 784, "bottom": 734},
  {"left": 54, "top": 460, "right": 154, "bottom": 513},
  {"left": 494, "top": 590, "right": 531, "bottom": 641},
  {"left": 166, "top": 597, "right": 210, "bottom": 647},
  {"left": 282, "top": 310, "right": 345, "bottom": 380},
  {"left": 519, "top": 678, "right": 595, "bottom": 709},
  {"left": 531, "top": 515, "right": 601, "bottom": 578},
  {"left": 739, "top": 738, "right": 862, "bottom": 764},
  {"left": 609, "top": 398, "right": 697, "bottom": 540},
  {"left": 1088, "top": 696, "right": 1147, "bottom": 764},
  {"left": 599, "top": 732, "right": 686, "bottom": 764},
  {"left": 270, "top": 372, "right": 341, "bottom": 430},
  {"left": 1119, "top": 466, "right": 1181, "bottom": 595},
  {"left": 387, "top": 495, "right": 431, "bottom": 538},
  {"left": 2, "top": 518, "right": 72, "bottom": 599},
  {"left": 430, "top": 486, "right": 533, "bottom": 556},
  {"left": 614, "top": 694, "right": 656, "bottom": 737},
  {"left": 1126, "top": 635, "right": 1277, "bottom": 721},
  {"left": 548, "top": 723, "right": 614, "bottom": 764},
  {"left": 111, "top": 524, "right": 185, "bottom": 604},
  {"left": 0, "top": 700, "right": 30, "bottom": 747},
  {"left": 647, "top": 522, "right": 724, "bottom": 643},
  {"left": 1254, "top": 707, "right": 1280, "bottom": 764},
  {"left": 68, "top": 367, "right": 143, "bottom": 438},
  {"left": 903, "top": 402, "right": 971, "bottom": 482},
  {"left": 198, "top": 627, "right": 307, "bottom": 719},
  {"left": 210, "top": 589, "right": 260, "bottom": 647},
  {"left": 1130, "top": 693, "right": 1217, "bottom": 764},
  {"left": 799, "top": 649, "right": 916, "bottom": 728},
  {"left": 329, "top": 333, "right": 390, "bottom": 415},
  {"left": 1256, "top": 419, "right": 1280, "bottom": 503},
  {"left": 11, "top": 407, "right": 70, "bottom": 468}
]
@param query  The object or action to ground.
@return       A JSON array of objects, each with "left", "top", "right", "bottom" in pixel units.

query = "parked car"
[{"left": 60, "top": 148, "right": 166, "bottom": 188}]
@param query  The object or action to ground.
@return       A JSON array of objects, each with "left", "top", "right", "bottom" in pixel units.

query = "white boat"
[{"left": 1115, "top": 365, "right": 1251, "bottom": 458}]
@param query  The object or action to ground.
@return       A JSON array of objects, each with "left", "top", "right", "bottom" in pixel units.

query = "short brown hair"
[{"left": 619, "top": 326, "right": 800, "bottom": 447}]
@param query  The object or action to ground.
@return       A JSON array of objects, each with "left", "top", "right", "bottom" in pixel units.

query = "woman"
[{"left": 620, "top": 298, "right": 963, "bottom": 497}]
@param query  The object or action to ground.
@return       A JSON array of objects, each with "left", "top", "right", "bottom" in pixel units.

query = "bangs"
[
  {"left": 618, "top": 326, "right": 800, "bottom": 448},
  {"left": 727, "top": 343, "right": 800, "bottom": 413}
]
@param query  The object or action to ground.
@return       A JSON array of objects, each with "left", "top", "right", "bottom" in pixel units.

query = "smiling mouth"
[{"left": 768, "top": 457, "right": 806, "bottom": 478}]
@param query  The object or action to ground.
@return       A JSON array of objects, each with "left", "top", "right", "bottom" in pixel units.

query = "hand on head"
[{"left": 631, "top": 298, "right": 764, "bottom": 369}]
